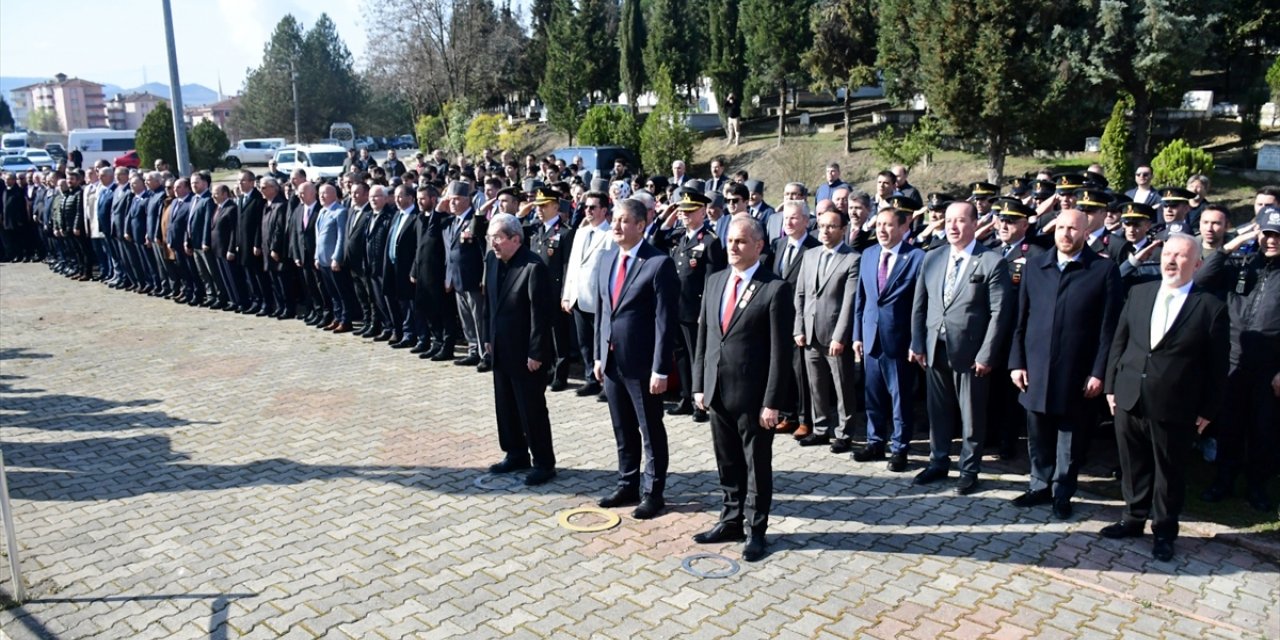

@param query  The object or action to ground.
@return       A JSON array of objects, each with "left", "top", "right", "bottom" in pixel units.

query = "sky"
[{"left": 0, "top": 0, "right": 371, "bottom": 93}]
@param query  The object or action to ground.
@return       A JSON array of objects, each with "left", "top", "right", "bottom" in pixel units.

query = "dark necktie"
[
  {"left": 877, "top": 250, "right": 890, "bottom": 292},
  {"left": 781, "top": 243, "right": 795, "bottom": 274}
]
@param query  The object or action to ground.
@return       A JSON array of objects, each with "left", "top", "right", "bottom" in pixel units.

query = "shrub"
[
  {"left": 135, "top": 102, "right": 176, "bottom": 170},
  {"left": 442, "top": 99, "right": 470, "bottom": 153},
  {"left": 639, "top": 66, "right": 697, "bottom": 175},
  {"left": 498, "top": 121, "right": 537, "bottom": 158},
  {"left": 188, "top": 120, "right": 230, "bottom": 171},
  {"left": 464, "top": 113, "right": 504, "bottom": 157},
  {"left": 414, "top": 114, "right": 444, "bottom": 154},
  {"left": 577, "top": 105, "right": 640, "bottom": 150},
  {"left": 871, "top": 115, "right": 941, "bottom": 169},
  {"left": 1150, "top": 138, "right": 1213, "bottom": 188},
  {"left": 1099, "top": 96, "right": 1132, "bottom": 185}
]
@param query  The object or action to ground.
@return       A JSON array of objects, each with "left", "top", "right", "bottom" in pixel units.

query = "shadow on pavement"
[{"left": 0, "top": 592, "right": 257, "bottom": 640}]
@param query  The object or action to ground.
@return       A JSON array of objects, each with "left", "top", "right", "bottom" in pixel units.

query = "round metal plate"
[
  {"left": 681, "top": 552, "right": 741, "bottom": 579},
  {"left": 556, "top": 507, "right": 623, "bottom": 533},
  {"left": 472, "top": 473, "right": 524, "bottom": 491}
]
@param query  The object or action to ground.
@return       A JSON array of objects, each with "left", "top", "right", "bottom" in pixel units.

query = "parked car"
[
  {"left": 392, "top": 134, "right": 416, "bottom": 150},
  {"left": 44, "top": 143, "right": 67, "bottom": 163},
  {"left": 23, "top": 149, "right": 57, "bottom": 170},
  {"left": 114, "top": 150, "right": 141, "bottom": 169},
  {"left": 0, "top": 155, "right": 37, "bottom": 173},
  {"left": 273, "top": 144, "right": 347, "bottom": 180},
  {"left": 222, "top": 138, "right": 286, "bottom": 169},
  {"left": 550, "top": 146, "right": 639, "bottom": 182}
]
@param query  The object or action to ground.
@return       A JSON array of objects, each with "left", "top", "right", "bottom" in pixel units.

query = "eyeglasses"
[
  {"left": 1135, "top": 172, "right": 1151, "bottom": 177},
  {"left": 726, "top": 198, "right": 742, "bottom": 204}
]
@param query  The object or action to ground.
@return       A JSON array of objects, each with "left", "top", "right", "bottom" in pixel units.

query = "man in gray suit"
[
  {"left": 909, "top": 200, "right": 1014, "bottom": 495},
  {"left": 793, "top": 208, "right": 862, "bottom": 451}
]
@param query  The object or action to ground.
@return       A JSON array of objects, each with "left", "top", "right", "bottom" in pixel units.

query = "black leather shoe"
[
  {"left": 391, "top": 338, "right": 415, "bottom": 349},
  {"left": 454, "top": 354, "right": 482, "bottom": 366},
  {"left": 829, "top": 438, "right": 853, "bottom": 454},
  {"left": 410, "top": 342, "right": 430, "bottom": 354},
  {"left": 373, "top": 331, "right": 393, "bottom": 342},
  {"left": 798, "top": 432, "right": 831, "bottom": 447},
  {"left": 854, "top": 443, "right": 886, "bottom": 462},
  {"left": 742, "top": 533, "right": 768, "bottom": 562},
  {"left": 1100, "top": 521, "right": 1145, "bottom": 539},
  {"left": 1052, "top": 499, "right": 1073, "bottom": 520},
  {"left": 632, "top": 495, "right": 665, "bottom": 520},
  {"left": 914, "top": 465, "right": 949, "bottom": 485},
  {"left": 692, "top": 409, "right": 709, "bottom": 423},
  {"left": 1152, "top": 538, "right": 1175, "bottom": 561},
  {"left": 667, "top": 400, "right": 694, "bottom": 416},
  {"left": 476, "top": 359, "right": 492, "bottom": 373},
  {"left": 488, "top": 457, "right": 531, "bottom": 474},
  {"left": 693, "top": 522, "right": 746, "bottom": 544},
  {"left": 576, "top": 382, "right": 602, "bottom": 397},
  {"left": 887, "top": 451, "right": 908, "bottom": 472},
  {"left": 524, "top": 468, "right": 556, "bottom": 486},
  {"left": 549, "top": 379, "right": 569, "bottom": 392},
  {"left": 430, "top": 347, "right": 455, "bottom": 362},
  {"left": 955, "top": 474, "right": 981, "bottom": 496},
  {"left": 598, "top": 487, "right": 640, "bottom": 509},
  {"left": 1011, "top": 489, "right": 1052, "bottom": 508}
]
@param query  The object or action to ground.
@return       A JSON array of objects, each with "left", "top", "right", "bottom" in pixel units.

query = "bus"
[
  {"left": 329, "top": 122, "right": 355, "bottom": 150},
  {"left": 67, "top": 129, "right": 137, "bottom": 166}
]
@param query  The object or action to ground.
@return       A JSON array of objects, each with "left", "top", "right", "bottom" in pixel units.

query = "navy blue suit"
[
  {"left": 594, "top": 241, "right": 679, "bottom": 498},
  {"left": 853, "top": 242, "right": 925, "bottom": 454}
]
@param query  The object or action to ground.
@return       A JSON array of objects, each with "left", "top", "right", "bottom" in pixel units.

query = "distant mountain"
[{"left": 2, "top": 77, "right": 220, "bottom": 107}]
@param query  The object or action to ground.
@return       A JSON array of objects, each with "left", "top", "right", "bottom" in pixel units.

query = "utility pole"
[
  {"left": 289, "top": 59, "right": 301, "bottom": 144},
  {"left": 161, "top": 0, "right": 190, "bottom": 175}
]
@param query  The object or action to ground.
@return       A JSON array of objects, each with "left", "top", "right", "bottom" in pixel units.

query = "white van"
[
  {"left": 329, "top": 122, "right": 355, "bottom": 150},
  {"left": 222, "top": 138, "right": 286, "bottom": 168},
  {"left": 274, "top": 144, "right": 347, "bottom": 180},
  {"left": 2, "top": 132, "right": 29, "bottom": 155},
  {"left": 67, "top": 129, "right": 137, "bottom": 166}
]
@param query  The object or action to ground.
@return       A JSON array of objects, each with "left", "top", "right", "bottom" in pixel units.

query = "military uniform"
[
  {"left": 986, "top": 198, "right": 1043, "bottom": 458},
  {"left": 525, "top": 187, "right": 578, "bottom": 390},
  {"left": 1113, "top": 202, "right": 1162, "bottom": 291}
]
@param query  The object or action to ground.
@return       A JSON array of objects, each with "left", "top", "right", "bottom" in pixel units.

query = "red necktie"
[
  {"left": 721, "top": 275, "right": 741, "bottom": 333},
  {"left": 611, "top": 254, "right": 629, "bottom": 308}
]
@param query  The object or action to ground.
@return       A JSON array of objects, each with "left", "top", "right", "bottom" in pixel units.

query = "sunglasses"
[
  {"left": 726, "top": 198, "right": 742, "bottom": 204},
  {"left": 1121, "top": 219, "right": 1148, "bottom": 226}
]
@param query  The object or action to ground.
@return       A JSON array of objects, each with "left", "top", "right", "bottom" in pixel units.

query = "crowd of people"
[{"left": 1, "top": 147, "right": 1276, "bottom": 564}]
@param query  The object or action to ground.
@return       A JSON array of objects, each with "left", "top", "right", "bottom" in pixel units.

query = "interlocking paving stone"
[{"left": 1, "top": 262, "right": 1278, "bottom": 639}]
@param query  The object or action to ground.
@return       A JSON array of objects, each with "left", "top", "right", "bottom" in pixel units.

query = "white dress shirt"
[
  {"left": 1150, "top": 280, "right": 1192, "bottom": 347},
  {"left": 721, "top": 261, "right": 762, "bottom": 327}
]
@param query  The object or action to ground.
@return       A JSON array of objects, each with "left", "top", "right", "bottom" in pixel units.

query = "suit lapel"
[
  {"left": 724, "top": 272, "right": 765, "bottom": 336},
  {"left": 879, "top": 247, "right": 910, "bottom": 300},
  {"left": 614, "top": 251, "right": 645, "bottom": 315},
  {"left": 497, "top": 254, "right": 522, "bottom": 303},
  {"left": 1156, "top": 288, "right": 1200, "bottom": 350}
]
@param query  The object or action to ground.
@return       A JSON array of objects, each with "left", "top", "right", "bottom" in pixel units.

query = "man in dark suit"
[
  {"left": 525, "top": 186, "right": 577, "bottom": 391},
  {"left": 794, "top": 208, "right": 862, "bottom": 452},
  {"left": 290, "top": 182, "right": 327, "bottom": 324},
  {"left": 232, "top": 171, "right": 268, "bottom": 314},
  {"left": 381, "top": 184, "right": 421, "bottom": 347},
  {"left": 1009, "top": 208, "right": 1122, "bottom": 520},
  {"left": 167, "top": 177, "right": 196, "bottom": 303},
  {"left": 483, "top": 212, "right": 557, "bottom": 485},
  {"left": 441, "top": 180, "right": 489, "bottom": 369},
  {"left": 1102, "top": 233, "right": 1228, "bottom": 561},
  {"left": 362, "top": 185, "right": 396, "bottom": 338},
  {"left": 260, "top": 177, "right": 295, "bottom": 319},
  {"left": 409, "top": 185, "right": 456, "bottom": 358},
  {"left": 593, "top": 197, "right": 680, "bottom": 519},
  {"left": 651, "top": 189, "right": 727, "bottom": 421},
  {"left": 189, "top": 174, "right": 221, "bottom": 306},
  {"left": 853, "top": 205, "right": 925, "bottom": 471},
  {"left": 692, "top": 216, "right": 793, "bottom": 562},
  {"left": 343, "top": 182, "right": 376, "bottom": 332},
  {"left": 909, "top": 201, "right": 1014, "bottom": 495},
  {"left": 772, "top": 202, "right": 821, "bottom": 437}
]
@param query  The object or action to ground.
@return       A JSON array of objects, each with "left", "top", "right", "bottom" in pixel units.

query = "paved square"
[{"left": 1, "top": 263, "right": 1277, "bottom": 639}]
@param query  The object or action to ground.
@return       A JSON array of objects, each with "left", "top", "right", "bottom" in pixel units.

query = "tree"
[
  {"left": 1099, "top": 96, "right": 1133, "bottom": 184},
  {"left": 618, "top": 0, "right": 647, "bottom": 110},
  {"left": 742, "top": 0, "right": 814, "bottom": 146},
  {"left": 136, "top": 102, "right": 177, "bottom": 170},
  {"left": 578, "top": 105, "right": 641, "bottom": 150},
  {"left": 0, "top": 97, "right": 14, "bottom": 131},
  {"left": 1078, "top": 0, "right": 1219, "bottom": 167},
  {"left": 26, "top": 108, "right": 61, "bottom": 133},
  {"left": 538, "top": 0, "right": 590, "bottom": 144},
  {"left": 297, "top": 14, "right": 365, "bottom": 138},
  {"left": 580, "top": 0, "right": 621, "bottom": 102},
  {"left": 415, "top": 114, "right": 445, "bottom": 153},
  {"left": 233, "top": 15, "right": 305, "bottom": 139},
  {"left": 639, "top": 67, "right": 697, "bottom": 175},
  {"left": 643, "top": 0, "right": 700, "bottom": 96},
  {"left": 523, "top": 0, "right": 557, "bottom": 99},
  {"left": 875, "top": 0, "right": 921, "bottom": 105},
  {"left": 464, "top": 113, "right": 504, "bottom": 156},
  {"left": 803, "top": 0, "right": 877, "bottom": 152},
  {"left": 188, "top": 120, "right": 231, "bottom": 171},
  {"left": 1150, "top": 139, "right": 1214, "bottom": 187},
  {"left": 705, "top": 0, "right": 747, "bottom": 119}
]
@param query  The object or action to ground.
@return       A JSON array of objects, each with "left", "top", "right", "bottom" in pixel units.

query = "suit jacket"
[
  {"left": 313, "top": 202, "right": 348, "bottom": 266},
  {"left": 652, "top": 225, "right": 727, "bottom": 323},
  {"left": 443, "top": 209, "right": 487, "bottom": 292},
  {"left": 109, "top": 184, "right": 131, "bottom": 238},
  {"left": 410, "top": 209, "right": 448, "bottom": 290},
  {"left": 1105, "top": 282, "right": 1228, "bottom": 424},
  {"left": 593, "top": 241, "right": 680, "bottom": 378},
  {"left": 910, "top": 242, "right": 1013, "bottom": 370},
  {"left": 854, "top": 242, "right": 925, "bottom": 359},
  {"left": 694, "top": 266, "right": 794, "bottom": 414},
  {"left": 290, "top": 200, "right": 320, "bottom": 266},
  {"left": 262, "top": 196, "right": 291, "bottom": 271},
  {"left": 382, "top": 207, "right": 420, "bottom": 298},
  {"left": 794, "top": 244, "right": 860, "bottom": 347},
  {"left": 485, "top": 246, "right": 554, "bottom": 373},
  {"left": 1008, "top": 249, "right": 1122, "bottom": 416},
  {"left": 125, "top": 190, "right": 147, "bottom": 242},
  {"left": 235, "top": 188, "right": 266, "bottom": 263},
  {"left": 364, "top": 204, "right": 395, "bottom": 281},
  {"left": 210, "top": 200, "right": 238, "bottom": 257},
  {"left": 166, "top": 194, "right": 193, "bottom": 252},
  {"left": 144, "top": 190, "right": 165, "bottom": 242},
  {"left": 770, "top": 234, "right": 820, "bottom": 284},
  {"left": 562, "top": 221, "right": 614, "bottom": 313},
  {"left": 343, "top": 201, "right": 374, "bottom": 276},
  {"left": 187, "top": 191, "right": 215, "bottom": 250}
]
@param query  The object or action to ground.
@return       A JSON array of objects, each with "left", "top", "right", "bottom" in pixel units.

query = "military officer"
[
  {"left": 1113, "top": 202, "right": 1163, "bottom": 291},
  {"left": 1153, "top": 187, "right": 1198, "bottom": 240},
  {"left": 523, "top": 186, "right": 578, "bottom": 391},
  {"left": 986, "top": 197, "right": 1042, "bottom": 459},
  {"left": 1075, "top": 187, "right": 1116, "bottom": 258}
]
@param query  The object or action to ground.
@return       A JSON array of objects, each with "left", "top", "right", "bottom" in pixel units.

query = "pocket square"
[{"left": 969, "top": 273, "right": 984, "bottom": 283}]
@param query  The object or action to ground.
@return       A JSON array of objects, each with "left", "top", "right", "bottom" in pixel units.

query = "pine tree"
[
  {"left": 0, "top": 97, "right": 14, "bottom": 131},
  {"left": 643, "top": 0, "right": 699, "bottom": 95},
  {"left": 188, "top": 120, "right": 231, "bottom": 171},
  {"left": 233, "top": 15, "right": 305, "bottom": 139},
  {"left": 705, "top": 0, "right": 746, "bottom": 116},
  {"left": 803, "top": 0, "right": 877, "bottom": 153},
  {"left": 580, "top": 0, "right": 621, "bottom": 103},
  {"left": 618, "top": 0, "right": 646, "bottom": 110},
  {"left": 742, "top": 0, "right": 813, "bottom": 146},
  {"left": 538, "top": 0, "right": 590, "bottom": 144}
]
